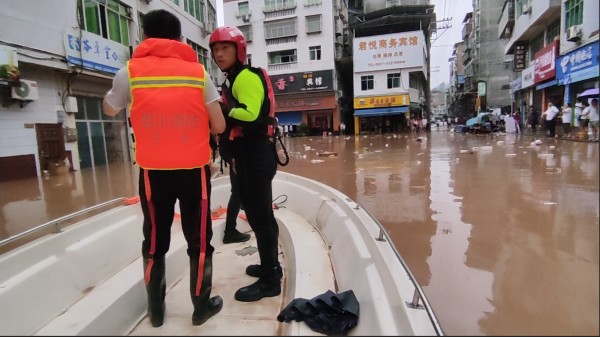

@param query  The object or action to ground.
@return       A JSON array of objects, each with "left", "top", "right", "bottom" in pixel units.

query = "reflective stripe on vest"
[{"left": 130, "top": 76, "right": 205, "bottom": 89}]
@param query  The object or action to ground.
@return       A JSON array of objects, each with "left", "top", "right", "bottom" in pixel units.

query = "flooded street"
[{"left": 1, "top": 128, "right": 598, "bottom": 335}]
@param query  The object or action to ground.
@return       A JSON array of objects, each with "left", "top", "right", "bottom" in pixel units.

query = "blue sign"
[
  {"left": 511, "top": 76, "right": 522, "bottom": 92},
  {"left": 63, "top": 31, "right": 129, "bottom": 74},
  {"left": 556, "top": 41, "right": 599, "bottom": 85}
]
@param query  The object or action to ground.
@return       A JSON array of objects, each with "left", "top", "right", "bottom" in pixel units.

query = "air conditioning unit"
[
  {"left": 11, "top": 79, "right": 39, "bottom": 101},
  {"left": 566, "top": 25, "right": 582, "bottom": 42},
  {"left": 522, "top": 4, "right": 532, "bottom": 14},
  {"left": 241, "top": 14, "right": 251, "bottom": 23}
]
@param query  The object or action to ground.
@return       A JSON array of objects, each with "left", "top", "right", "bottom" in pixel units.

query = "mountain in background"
[{"left": 432, "top": 82, "right": 448, "bottom": 92}]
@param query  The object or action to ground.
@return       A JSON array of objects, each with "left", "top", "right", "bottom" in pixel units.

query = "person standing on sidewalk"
[
  {"left": 102, "top": 9, "right": 225, "bottom": 327},
  {"left": 561, "top": 103, "right": 572, "bottom": 139},
  {"left": 527, "top": 106, "right": 539, "bottom": 133},
  {"left": 588, "top": 98, "right": 599, "bottom": 141},
  {"left": 210, "top": 26, "right": 283, "bottom": 302},
  {"left": 542, "top": 101, "right": 560, "bottom": 138},
  {"left": 580, "top": 101, "right": 591, "bottom": 136}
]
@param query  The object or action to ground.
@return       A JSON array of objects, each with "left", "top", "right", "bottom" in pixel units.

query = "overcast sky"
[
  {"left": 215, "top": 0, "right": 472, "bottom": 88},
  {"left": 429, "top": 0, "right": 473, "bottom": 88}
]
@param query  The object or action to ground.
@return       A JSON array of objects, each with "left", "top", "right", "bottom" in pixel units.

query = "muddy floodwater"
[{"left": 1, "top": 128, "right": 598, "bottom": 335}]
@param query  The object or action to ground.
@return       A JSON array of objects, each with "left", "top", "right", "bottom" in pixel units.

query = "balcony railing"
[
  {"left": 263, "top": 1, "right": 297, "bottom": 13},
  {"left": 268, "top": 62, "right": 298, "bottom": 71},
  {"left": 498, "top": 0, "right": 515, "bottom": 39}
]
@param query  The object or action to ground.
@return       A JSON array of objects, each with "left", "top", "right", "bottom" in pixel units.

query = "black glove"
[{"left": 218, "top": 137, "right": 234, "bottom": 164}]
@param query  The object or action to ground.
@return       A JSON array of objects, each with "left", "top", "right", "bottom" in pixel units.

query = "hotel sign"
[
  {"left": 353, "top": 30, "right": 426, "bottom": 72},
  {"left": 353, "top": 94, "right": 410, "bottom": 109},
  {"left": 270, "top": 70, "right": 333, "bottom": 94}
]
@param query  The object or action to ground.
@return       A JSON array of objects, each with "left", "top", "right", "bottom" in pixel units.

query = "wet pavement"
[{"left": 1, "top": 127, "right": 598, "bottom": 335}]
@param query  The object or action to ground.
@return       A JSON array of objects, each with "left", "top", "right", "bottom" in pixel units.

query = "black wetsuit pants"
[
  {"left": 232, "top": 136, "right": 279, "bottom": 278},
  {"left": 225, "top": 167, "right": 242, "bottom": 232}
]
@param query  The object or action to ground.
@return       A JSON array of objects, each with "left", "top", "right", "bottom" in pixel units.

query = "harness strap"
[
  {"left": 143, "top": 169, "right": 158, "bottom": 285},
  {"left": 194, "top": 167, "right": 209, "bottom": 296}
]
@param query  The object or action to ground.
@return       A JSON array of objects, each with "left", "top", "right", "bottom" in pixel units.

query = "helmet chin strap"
[{"left": 224, "top": 62, "right": 244, "bottom": 77}]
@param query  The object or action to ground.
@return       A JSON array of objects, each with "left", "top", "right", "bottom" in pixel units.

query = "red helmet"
[{"left": 209, "top": 26, "right": 247, "bottom": 64}]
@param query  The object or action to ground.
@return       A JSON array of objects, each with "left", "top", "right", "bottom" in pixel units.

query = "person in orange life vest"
[
  {"left": 102, "top": 9, "right": 225, "bottom": 328},
  {"left": 210, "top": 26, "right": 282, "bottom": 302}
]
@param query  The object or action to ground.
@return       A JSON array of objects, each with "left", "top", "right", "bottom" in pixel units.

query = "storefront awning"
[
  {"left": 353, "top": 106, "right": 409, "bottom": 117},
  {"left": 535, "top": 80, "right": 557, "bottom": 91},
  {"left": 276, "top": 111, "right": 303, "bottom": 125}
]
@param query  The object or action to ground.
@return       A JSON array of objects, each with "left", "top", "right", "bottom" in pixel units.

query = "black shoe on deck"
[
  {"left": 234, "top": 278, "right": 281, "bottom": 302},
  {"left": 223, "top": 229, "right": 251, "bottom": 244}
]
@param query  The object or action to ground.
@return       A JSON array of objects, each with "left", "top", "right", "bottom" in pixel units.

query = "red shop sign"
[{"left": 534, "top": 40, "right": 558, "bottom": 84}]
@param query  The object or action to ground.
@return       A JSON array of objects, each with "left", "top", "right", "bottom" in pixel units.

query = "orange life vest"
[{"left": 128, "top": 38, "right": 210, "bottom": 169}]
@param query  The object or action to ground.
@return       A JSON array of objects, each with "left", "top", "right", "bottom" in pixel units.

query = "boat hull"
[{"left": 0, "top": 171, "right": 442, "bottom": 336}]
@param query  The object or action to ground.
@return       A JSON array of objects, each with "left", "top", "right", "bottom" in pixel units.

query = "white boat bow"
[{"left": 0, "top": 171, "right": 443, "bottom": 336}]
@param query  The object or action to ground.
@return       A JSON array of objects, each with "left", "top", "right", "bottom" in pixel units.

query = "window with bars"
[
  {"left": 386, "top": 0, "right": 399, "bottom": 7},
  {"left": 238, "top": 25, "right": 253, "bottom": 42},
  {"left": 238, "top": 1, "right": 250, "bottom": 15},
  {"left": 309, "top": 46, "right": 321, "bottom": 60},
  {"left": 565, "top": 0, "right": 583, "bottom": 28},
  {"left": 82, "top": 0, "right": 131, "bottom": 46},
  {"left": 546, "top": 18, "right": 560, "bottom": 44},
  {"left": 515, "top": 0, "right": 530, "bottom": 16},
  {"left": 530, "top": 32, "right": 544, "bottom": 61},
  {"left": 361, "top": 75, "right": 374, "bottom": 91},
  {"left": 186, "top": 39, "right": 209, "bottom": 68},
  {"left": 264, "top": 0, "right": 296, "bottom": 12},
  {"left": 264, "top": 19, "right": 297, "bottom": 39},
  {"left": 137, "top": 11, "right": 144, "bottom": 42},
  {"left": 184, "top": 0, "right": 205, "bottom": 22},
  {"left": 268, "top": 49, "right": 297, "bottom": 65},
  {"left": 306, "top": 15, "right": 321, "bottom": 34},
  {"left": 387, "top": 73, "right": 400, "bottom": 89},
  {"left": 305, "top": 0, "right": 321, "bottom": 5},
  {"left": 409, "top": 73, "right": 419, "bottom": 89}
]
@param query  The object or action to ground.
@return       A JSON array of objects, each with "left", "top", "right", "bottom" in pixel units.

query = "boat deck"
[{"left": 129, "top": 208, "right": 334, "bottom": 336}]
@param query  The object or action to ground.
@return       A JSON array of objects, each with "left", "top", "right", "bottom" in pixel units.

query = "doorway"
[{"left": 35, "top": 123, "right": 65, "bottom": 171}]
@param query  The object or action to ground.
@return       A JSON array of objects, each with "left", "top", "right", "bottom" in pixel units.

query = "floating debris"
[{"left": 317, "top": 151, "right": 338, "bottom": 157}]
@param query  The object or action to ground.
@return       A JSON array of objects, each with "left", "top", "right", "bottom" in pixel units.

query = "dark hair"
[{"left": 142, "top": 9, "right": 181, "bottom": 40}]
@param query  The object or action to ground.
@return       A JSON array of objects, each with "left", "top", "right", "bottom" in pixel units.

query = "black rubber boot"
[
  {"left": 143, "top": 257, "right": 166, "bottom": 328},
  {"left": 246, "top": 264, "right": 283, "bottom": 278},
  {"left": 190, "top": 257, "right": 223, "bottom": 326},
  {"left": 223, "top": 229, "right": 251, "bottom": 244},
  {"left": 234, "top": 266, "right": 282, "bottom": 302}
]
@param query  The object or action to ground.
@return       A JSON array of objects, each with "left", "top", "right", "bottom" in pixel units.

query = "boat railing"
[
  {"left": 356, "top": 201, "right": 445, "bottom": 336},
  {"left": 0, "top": 197, "right": 126, "bottom": 249}
]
